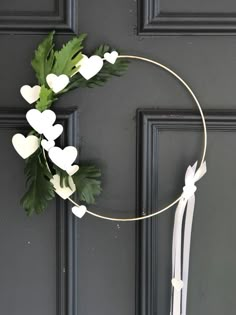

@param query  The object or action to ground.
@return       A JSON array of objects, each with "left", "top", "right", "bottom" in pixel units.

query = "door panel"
[
  {"left": 139, "top": 0, "right": 236, "bottom": 34},
  {"left": 0, "top": 0, "right": 77, "bottom": 33},
  {"left": 137, "top": 110, "right": 236, "bottom": 315}
]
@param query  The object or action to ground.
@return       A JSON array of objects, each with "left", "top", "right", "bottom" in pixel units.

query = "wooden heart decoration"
[
  {"left": 104, "top": 51, "right": 118, "bottom": 64},
  {"left": 50, "top": 175, "right": 75, "bottom": 199},
  {"left": 46, "top": 74, "right": 69, "bottom": 93},
  {"left": 72, "top": 205, "right": 87, "bottom": 218},
  {"left": 12, "top": 134, "right": 40, "bottom": 159},
  {"left": 26, "top": 109, "right": 56, "bottom": 134},
  {"left": 171, "top": 278, "right": 184, "bottom": 292},
  {"left": 41, "top": 139, "right": 55, "bottom": 151},
  {"left": 48, "top": 146, "right": 78, "bottom": 171},
  {"left": 77, "top": 55, "right": 103, "bottom": 80},
  {"left": 20, "top": 85, "right": 41, "bottom": 104},
  {"left": 44, "top": 124, "right": 63, "bottom": 141}
]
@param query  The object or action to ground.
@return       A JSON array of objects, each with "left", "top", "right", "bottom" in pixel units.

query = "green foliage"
[
  {"left": 19, "top": 33, "right": 130, "bottom": 215},
  {"left": 52, "top": 35, "right": 87, "bottom": 76},
  {"left": 64, "top": 44, "right": 129, "bottom": 91},
  {"left": 31, "top": 31, "right": 55, "bottom": 85},
  {"left": 35, "top": 85, "right": 54, "bottom": 111},
  {"left": 31, "top": 33, "right": 128, "bottom": 96},
  {"left": 92, "top": 45, "right": 129, "bottom": 84},
  {"left": 53, "top": 165, "right": 72, "bottom": 188},
  {"left": 20, "top": 148, "right": 55, "bottom": 215},
  {"left": 72, "top": 165, "right": 102, "bottom": 204}
]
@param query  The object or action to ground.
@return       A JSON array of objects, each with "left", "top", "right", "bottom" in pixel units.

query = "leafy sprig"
[
  {"left": 64, "top": 45, "right": 129, "bottom": 91},
  {"left": 35, "top": 85, "right": 55, "bottom": 111},
  {"left": 52, "top": 35, "right": 86, "bottom": 76},
  {"left": 20, "top": 32, "right": 128, "bottom": 215},
  {"left": 72, "top": 165, "right": 102, "bottom": 204},
  {"left": 31, "top": 33, "right": 128, "bottom": 107},
  {"left": 31, "top": 31, "right": 55, "bottom": 86},
  {"left": 52, "top": 164, "right": 102, "bottom": 204},
  {"left": 21, "top": 148, "right": 55, "bottom": 215}
]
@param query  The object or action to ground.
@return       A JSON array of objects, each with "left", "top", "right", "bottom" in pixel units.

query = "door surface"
[{"left": 0, "top": 1, "right": 235, "bottom": 315}]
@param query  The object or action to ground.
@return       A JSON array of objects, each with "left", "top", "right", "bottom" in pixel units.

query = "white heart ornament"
[
  {"left": 46, "top": 74, "right": 69, "bottom": 93},
  {"left": 48, "top": 146, "right": 78, "bottom": 171},
  {"left": 20, "top": 85, "right": 41, "bottom": 104},
  {"left": 12, "top": 134, "right": 40, "bottom": 159},
  {"left": 41, "top": 139, "right": 55, "bottom": 151},
  {"left": 171, "top": 278, "right": 184, "bottom": 292},
  {"left": 66, "top": 164, "right": 79, "bottom": 176},
  {"left": 50, "top": 175, "right": 75, "bottom": 199},
  {"left": 78, "top": 55, "right": 103, "bottom": 80},
  {"left": 104, "top": 51, "right": 118, "bottom": 64},
  {"left": 43, "top": 124, "right": 63, "bottom": 141},
  {"left": 26, "top": 109, "right": 56, "bottom": 134},
  {"left": 72, "top": 205, "right": 87, "bottom": 218}
]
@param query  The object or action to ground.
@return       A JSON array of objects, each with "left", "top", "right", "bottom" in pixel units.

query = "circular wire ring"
[{"left": 67, "top": 55, "right": 207, "bottom": 221}]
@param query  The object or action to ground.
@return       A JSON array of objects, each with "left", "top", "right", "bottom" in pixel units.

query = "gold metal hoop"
[{"left": 68, "top": 55, "right": 207, "bottom": 221}]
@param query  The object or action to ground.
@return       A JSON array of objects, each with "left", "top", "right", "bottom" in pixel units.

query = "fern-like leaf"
[
  {"left": 72, "top": 165, "right": 102, "bottom": 204},
  {"left": 35, "top": 85, "right": 55, "bottom": 111},
  {"left": 64, "top": 45, "right": 129, "bottom": 91},
  {"left": 21, "top": 148, "right": 55, "bottom": 215},
  {"left": 52, "top": 34, "right": 87, "bottom": 76},
  {"left": 31, "top": 31, "right": 55, "bottom": 85}
]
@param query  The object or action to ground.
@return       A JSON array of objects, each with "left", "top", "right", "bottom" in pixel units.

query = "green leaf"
[
  {"left": 64, "top": 45, "right": 129, "bottom": 91},
  {"left": 94, "top": 44, "right": 110, "bottom": 56},
  {"left": 31, "top": 31, "right": 55, "bottom": 85},
  {"left": 20, "top": 148, "right": 55, "bottom": 215},
  {"left": 52, "top": 34, "right": 87, "bottom": 76},
  {"left": 72, "top": 165, "right": 102, "bottom": 204},
  {"left": 35, "top": 85, "right": 54, "bottom": 111},
  {"left": 53, "top": 165, "right": 72, "bottom": 188}
]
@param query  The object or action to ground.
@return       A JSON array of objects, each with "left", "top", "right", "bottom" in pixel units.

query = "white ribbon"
[{"left": 170, "top": 161, "right": 207, "bottom": 315}]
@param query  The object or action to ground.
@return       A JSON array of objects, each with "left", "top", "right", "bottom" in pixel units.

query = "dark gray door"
[{"left": 0, "top": 1, "right": 235, "bottom": 315}]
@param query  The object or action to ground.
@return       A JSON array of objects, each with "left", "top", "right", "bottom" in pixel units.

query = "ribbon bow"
[{"left": 170, "top": 161, "right": 207, "bottom": 315}]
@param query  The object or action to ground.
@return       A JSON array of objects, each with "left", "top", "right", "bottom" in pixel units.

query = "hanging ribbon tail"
[{"left": 170, "top": 161, "right": 207, "bottom": 315}]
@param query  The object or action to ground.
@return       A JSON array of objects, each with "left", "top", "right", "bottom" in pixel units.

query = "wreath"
[
  {"left": 12, "top": 31, "right": 128, "bottom": 216},
  {"left": 11, "top": 31, "right": 208, "bottom": 315}
]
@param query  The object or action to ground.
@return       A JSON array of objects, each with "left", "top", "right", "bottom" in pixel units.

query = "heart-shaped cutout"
[
  {"left": 171, "top": 278, "right": 184, "bottom": 292},
  {"left": 44, "top": 124, "right": 63, "bottom": 141},
  {"left": 72, "top": 205, "right": 87, "bottom": 218},
  {"left": 50, "top": 175, "right": 76, "bottom": 199},
  {"left": 66, "top": 164, "right": 79, "bottom": 176},
  {"left": 48, "top": 146, "right": 78, "bottom": 171},
  {"left": 26, "top": 109, "right": 56, "bottom": 134},
  {"left": 12, "top": 134, "right": 40, "bottom": 159},
  {"left": 104, "top": 51, "right": 118, "bottom": 64},
  {"left": 46, "top": 74, "right": 69, "bottom": 93},
  {"left": 77, "top": 55, "right": 103, "bottom": 80},
  {"left": 41, "top": 139, "right": 55, "bottom": 151},
  {"left": 20, "top": 85, "right": 41, "bottom": 104}
]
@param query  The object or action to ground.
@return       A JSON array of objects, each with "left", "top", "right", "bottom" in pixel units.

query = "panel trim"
[
  {"left": 0, "top": 108, "right": 78, "bottom": 315},
  {"left": 138, "top": 0, "right": 236, "bottom": 35},
  {"left": 0, "top": 0, "right": 78, "bottom": 34},
  {"left": 135, "top": 109, "right": 236, "bottom": 315}
]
